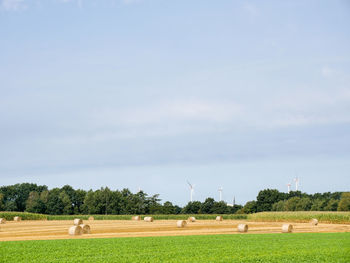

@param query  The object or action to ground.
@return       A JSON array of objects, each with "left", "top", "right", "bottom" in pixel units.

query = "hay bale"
[
  {"left": 79, "top": 224, "right": 91, "bottom": 234},
  {"left": 132, "top": 216, "right": 141, "bottom": 221},
  {"left": 310, "top": 218, "right": 318, "bottom": 226},
  {"left": 73, "top": 218, "right": 83, "bottom": 225},
  {"left": 177, "top": 220, "right": 187, "bottom": 228},
  {"left": 0, "top": 218, "right": 6, "bottom": 224},
  {"left": 144, "top": 217, "right": 153, "bottom": 222},
  {"left": 282, "top": 224, "right": 293, "bottom": 233},
  {"left": 14, "top": 216, "right": 21, "bottom": 222},
  {"left": 216, "top": 216, "right": 223, "bottom": 221},
  {"left": 88, "top": 216, "right": 94, "bottom": 221},
  {"left": 237, "top": 224, "right": 248, "bottom": 232},
  {"left": 68, "top": 225, "right": 83, "bottom": 236},
  {"left": 188, "top": 217, "right": 196, "bottom": 222}
]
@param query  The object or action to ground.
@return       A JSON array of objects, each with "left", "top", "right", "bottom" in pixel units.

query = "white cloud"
[{"left": 1, "top": 0, "right": 26, "bottom": 11}]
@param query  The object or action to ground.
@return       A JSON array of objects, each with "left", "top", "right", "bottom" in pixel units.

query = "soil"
[{"left": 0, "top": 220, "right": 349, "bottom": 242}]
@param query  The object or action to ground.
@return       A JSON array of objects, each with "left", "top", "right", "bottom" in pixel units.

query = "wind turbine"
[
  {"left": 218, "top": 186, "right": 223, "bottom": 202},
  {"left": 294, "top": 177, "right": 299, "bottom": 191},
  {"left": 187, "top": 181, "right": 194, "bottom": 202},
  {"left": 287, "top": 183, "right": 291, "bottom": 193},
  {"left": 233, "top": 196, "right": 235, "bottom": 206}
]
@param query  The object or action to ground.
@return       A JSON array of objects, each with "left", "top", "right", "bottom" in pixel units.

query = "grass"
[
  {"left": 0, "top": 212, "right": 47, "bottom": 221},
  {"left": 248, "top": 211, "right": 350, "bottom": 224},
  {"left": 0, "top": 233, "right": 349, "bottom": 263}
]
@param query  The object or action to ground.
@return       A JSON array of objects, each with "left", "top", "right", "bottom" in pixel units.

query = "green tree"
[
  {"left": 211, "top": 201, "right": 229, "bottom": 214},
  {"left": 162, "top": 201, "right": 175, "bottom": 214},
  {"left": 243, "top": 201, "right": 257, "bottom": 213},
  {"left": 284, "top": 197, "right": 300, "bottom": 211},
  {"left": 295, "top": 197, "right": 312, "bottom": 211},
  {"left": 272, "top": 200, "right": 286, "bottom": 211},
  {"left": 256, "top": 189, "right": 286, "bottom": 212},
  {"left": 324, "top": 199, "right": 339, "bottom": 211},
  {"left": 338, "top": 192, "right": 350, "bottom": 211},
  {"left": 200, "top": 198, "right": 215, "bottom": 214},
  {"left": 182, "top": 201, "right": 202, "bottom": 214},
  {"left": 0, "top": 193, "right": 4, "bottom": 211}
]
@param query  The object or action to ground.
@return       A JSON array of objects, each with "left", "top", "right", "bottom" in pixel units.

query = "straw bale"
[
  {"left": 88, "top": 216, "right": 94, "bottom": 221},
  {"left": 73, "top": 218, "right": 83, "bottom": 225},
  {"left": 237, "top": 224, "right": 248, "bottom": 232},
  {"left": 282, "top": 224, "right": 293, "bottom": 233},
  {"left": 187, "top": 217, "right": 196, "bottom": 222},
  {"left": 80, "top": 224, "right": 91, "bottom": 234},
  {"left": 14, "top": 216, "right": 21, "bottom": 222},
  {"left": 68, "top": 225, "right": 83, "bottom": 236},
  {"left": 310, "top": 218, "right": 318, "bottom": 226},
  {"left": 132, "top": 216, "right": 141, "bottom": 221},
  {"left": 177, "top": 220, "right": 187, "bottom": 228},
  {"left": 216, "top": 216, "right": 223, "bottom": 221},
  {"left": 144, "top": 217, "right": 153, "bottom": 222},
  {"left": 0, "top": 218, "right": 6, "bottom": 224}
]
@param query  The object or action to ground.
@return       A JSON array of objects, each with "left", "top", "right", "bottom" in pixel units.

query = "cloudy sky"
[{"left": 1, "top": 0, "right": 350, "bottom": 205}]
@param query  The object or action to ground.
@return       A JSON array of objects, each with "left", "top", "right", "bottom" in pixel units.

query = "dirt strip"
[{"left": 0, "top": 220, "right": 349, "bottom": 242}]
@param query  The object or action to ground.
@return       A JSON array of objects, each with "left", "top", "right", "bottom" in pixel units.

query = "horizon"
[{"left": 1, "top": 0, "right": 350, "bottom": 206}]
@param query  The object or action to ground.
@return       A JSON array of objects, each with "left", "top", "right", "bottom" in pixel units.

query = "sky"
[{"left": 0, "top": 0, "right": 350, "bottom": 206}]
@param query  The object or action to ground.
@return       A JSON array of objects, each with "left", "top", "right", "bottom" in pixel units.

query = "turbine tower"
[
  {"left": 218, "top": 186, "right": 223, "bottom": 202},
  {"left": 233, "top": 196, "right": 235, "bottom": 206},
  {"left": 287, "top": 183, "right": 291, "bottom": 193},
  {"left": 187, "top": 180, "right": 194, "bottom": 202},
  {"left": 294, "top": 177, "right": 299, "bottom": 191}
]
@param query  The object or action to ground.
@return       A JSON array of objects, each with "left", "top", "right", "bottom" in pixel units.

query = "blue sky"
[{"left": 1, "top": 0, "right": 350, "bottom": 205}]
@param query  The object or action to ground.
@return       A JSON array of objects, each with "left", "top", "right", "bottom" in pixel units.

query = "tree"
[
  {"left": 162, "top": 201, "right": 175, "bottom": 214},
  {"left": 256, "top": 189, "right": 286, "bottom": 212},
  {"left": 338, "top": 192, "right": 350, "bottom": 211},
  {"left": 0, "top": 193, "right": 4, "bottom": 211},
  {"left": 26, "top": 191, "right": 40, "bottom": 213},
  {"left": 182, "top": 201, "right": 202, "bottom": 214},
  {"left": 243, "top": 201, "right": 257, "bottom": 214},
  {"left": 272, "top": 200, "right": 285, "bottom": 211},
  {"left": 324, "top": 199, "right": 338, "bottom": 211},
  {"left": 200, "top": 198, "right": 215, "bottom": 214},
  {"left": 284, "top": 197, "right": 300, "bottom": 211},
  {"left": 211, "top": 201, "right": 229, "bottom": 214}
]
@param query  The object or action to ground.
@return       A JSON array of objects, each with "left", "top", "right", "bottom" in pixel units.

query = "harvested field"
[{"left": 0, "top": 220, "right": 349, "bottom": 242}]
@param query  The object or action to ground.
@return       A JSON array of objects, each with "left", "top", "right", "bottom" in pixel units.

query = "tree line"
[
  {"left": 0, "top": 183, "right": 349, "bottom": 215},
  {"left": 239, "top": 189, "right": 350, "bottom": 213}
]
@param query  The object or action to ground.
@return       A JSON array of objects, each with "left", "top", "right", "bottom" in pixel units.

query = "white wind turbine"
[
  {"left": 187, "top": 181, "right": 194, "bottom": 202},
  {"left": 287, "top": 183, "right": 291, "bottom": 193},
  {"left": 294, "top": 177, "right": 299, "bottom": 191},
  {"left": 218, "top": 186, "right": 223, "bottom": 202}
]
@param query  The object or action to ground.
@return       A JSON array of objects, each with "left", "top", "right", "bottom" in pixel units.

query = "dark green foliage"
[{"left": 338, "top": 192, "right": 350, "bottom": 211}]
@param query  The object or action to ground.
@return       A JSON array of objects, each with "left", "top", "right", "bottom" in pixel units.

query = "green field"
[{"left": 1, "top": 233, "right": 349, "bottom": 263}]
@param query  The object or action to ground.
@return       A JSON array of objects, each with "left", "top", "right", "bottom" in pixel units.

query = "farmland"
[
  {"left": 1, "top": 219, "right": 349, "bottom": 241},
  {"left": 1, "top": 232, "right": 349, "bottom": 262}
]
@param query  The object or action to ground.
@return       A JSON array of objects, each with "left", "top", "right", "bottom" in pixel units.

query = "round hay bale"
[
  {"left": 216, "top": 216, "right": 223, "bottom": 221},
  {"left": 177, "top": 220, "right": 187, "bottom": 228},
  {"left": 188, "top": 217, "right": 196, "bottom": 222},
  {"left": 282, "top": 224, "right": 293, "bottom": 233},
  {"left": 88, "top": 216, "right": 94, "bottom": 221},
  {"left": 237, "top": 224, "right": 248, "bottom": 232},
  {"left": 144, "top": 217, "right": 153, "bottom": 222},
  {"left": 73, "top": 218, "right": 83, "bottom": 225},
  {"left": 0, "top": 218, "right": 6, "bottom": 224},
  {"left": 132, "top": 216, "right": 141, "bottom": 221},
  {"left": 68, "top": 225, "right": 83, "bottom": 236},
  {"left": 79, "top": 224, "right": 91, "bottom": 234},
  {"left": 310, "top": 218, "right": 318, "bottom": 226},
  {"left": 14, "top": 216, "right": 21, "bottom": 222}
]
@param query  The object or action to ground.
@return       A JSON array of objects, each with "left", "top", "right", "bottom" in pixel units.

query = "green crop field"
[{"left": 1, "top": 233, "right": 349, "bottom": 263}]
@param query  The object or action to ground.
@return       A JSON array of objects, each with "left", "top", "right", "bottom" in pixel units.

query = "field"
[
  {"left": 1, "top": 219, "right": 350, "bottom": 241},
  {"left": 0, "top": 233, "right": 349, "bottom": 262}
]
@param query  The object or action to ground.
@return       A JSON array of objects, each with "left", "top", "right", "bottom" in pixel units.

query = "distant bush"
[{"left": 0, "top": 211, "right": 47, "bottom": 221}]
